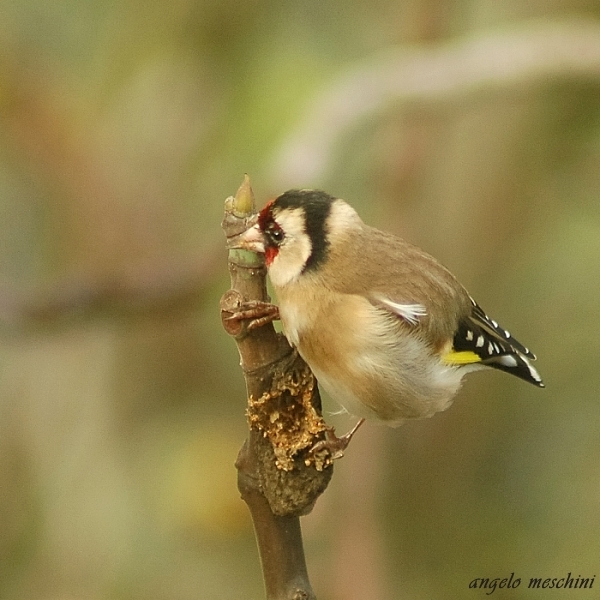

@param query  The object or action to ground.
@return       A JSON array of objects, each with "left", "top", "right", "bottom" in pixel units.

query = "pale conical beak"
[{"left": 228, "top": 223, "right": 265, "bottom": 253}]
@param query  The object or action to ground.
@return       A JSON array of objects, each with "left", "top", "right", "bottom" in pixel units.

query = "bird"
[{"left": 233, "top": 189, "right": 543, "bottom": 434}]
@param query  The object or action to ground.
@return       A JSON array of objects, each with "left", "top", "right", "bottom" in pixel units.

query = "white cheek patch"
[
  {"left": 267, "top": 208, "right": 313, "bottom": 288},
  {"left": 326, "top": 199, "right": 362, "bottom": 238}
]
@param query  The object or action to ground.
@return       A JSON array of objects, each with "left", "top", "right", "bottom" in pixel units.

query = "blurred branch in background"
[
  {"left": 1, "top": 4, "right": 600, "bottom": 599},
  {"left": 4, "top": 19, "right": 600, "bottom": 335},
  {"left": 272, "top": 18, "right": 600, "bottom": 186},
  {"left": 0, "top": 246, "right": 223, "bottom": 333}
]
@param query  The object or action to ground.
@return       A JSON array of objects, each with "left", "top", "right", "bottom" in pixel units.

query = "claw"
[
  {"left": 310, "top": 418, "right": 365, "bottom": 461},
  {"left": 225, "top": 300, "right": 280, "bottom": 330}
]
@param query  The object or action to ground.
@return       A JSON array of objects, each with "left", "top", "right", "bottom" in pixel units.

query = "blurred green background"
[{"left": 1, "top": 1, "right": 600, "bottom": 599}]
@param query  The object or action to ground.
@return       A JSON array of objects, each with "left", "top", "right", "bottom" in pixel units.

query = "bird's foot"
[
  {"left": 310, "top": 418, "right": 365, "bottom": 461},
  {"left": 224, "top": 300, "right": 280, "bottom": 330}
]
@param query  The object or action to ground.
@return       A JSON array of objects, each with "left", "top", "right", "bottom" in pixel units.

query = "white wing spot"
[
  {"left": 476, "top": 335, "right": 484, "bottom": 348},
  {"left": 372, "top": 296, "right": 427, "bottom": 326},
  {"left": 466, "top": 330, "right": 473, "bottom": 341},
  {"left": 491, "top": 320, "right": 498, "bottom": 327},
  {"left": 487, "top": 342, "right": 494, "bottom": 354},
  {"left": 527, "top": 362, "right": 543, "bottom": 382},
  {"left": 497, "top": 355, "right": 518, "bottom": 367},
  {"left": 504, "top": 330, "right": 511, "bottom": 338}
]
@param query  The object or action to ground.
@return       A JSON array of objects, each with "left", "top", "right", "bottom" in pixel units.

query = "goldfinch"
[{"left": 235, "top": 189, "right": 543, "bottom": 426}]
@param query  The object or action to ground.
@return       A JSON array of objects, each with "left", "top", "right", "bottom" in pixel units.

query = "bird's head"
[{"left": 236, "top": 189, "right": 359, "bottom": 287}]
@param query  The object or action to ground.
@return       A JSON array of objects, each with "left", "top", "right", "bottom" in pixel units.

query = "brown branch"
[{"left": 220, "top": 176, "right": 334, "bottom": 600}]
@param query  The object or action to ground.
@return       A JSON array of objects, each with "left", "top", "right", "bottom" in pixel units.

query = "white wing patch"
[
  {"left": 496, "top": 354, "right": 518, "bottom": 367},
  {"left": 371, "top": 295, "right": 427, "bottom": 326}
]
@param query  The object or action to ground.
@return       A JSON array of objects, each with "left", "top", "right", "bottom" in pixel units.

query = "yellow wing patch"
[{"left": 441, "top": 350, "right": 483, "bottom": 365}]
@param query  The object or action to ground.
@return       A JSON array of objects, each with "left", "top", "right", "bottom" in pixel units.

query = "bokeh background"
[{"left": 1, "top": 2, "right": 600, "bottom": 599}]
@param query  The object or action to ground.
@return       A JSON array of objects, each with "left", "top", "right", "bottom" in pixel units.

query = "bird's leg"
[
  {"left": 310, "top": 418, "right": 365, "bottom": 461},
  {"left": 224, "top": 300, "right": 280, "bottom": 330}
]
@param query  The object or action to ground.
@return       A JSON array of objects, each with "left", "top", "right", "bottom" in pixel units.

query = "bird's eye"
[{"left": 266, "top": 223, "right": 285, "bottom": 244}]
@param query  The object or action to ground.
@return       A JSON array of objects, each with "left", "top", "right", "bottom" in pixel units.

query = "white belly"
[{"left": 278, "top": 289, "right": 466, "bottom": 424}]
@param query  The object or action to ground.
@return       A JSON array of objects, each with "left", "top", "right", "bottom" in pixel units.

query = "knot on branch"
[
  {"left": 248, "top": 355, "right": 331, "bottom": 472},
  {"left": 237, "top": 350, "right": 333, "bottom": 517}
]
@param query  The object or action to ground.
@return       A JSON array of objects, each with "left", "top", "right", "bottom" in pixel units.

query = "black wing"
[{"left": 452, "top": 299, "right": 544, "bottom": 387}]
